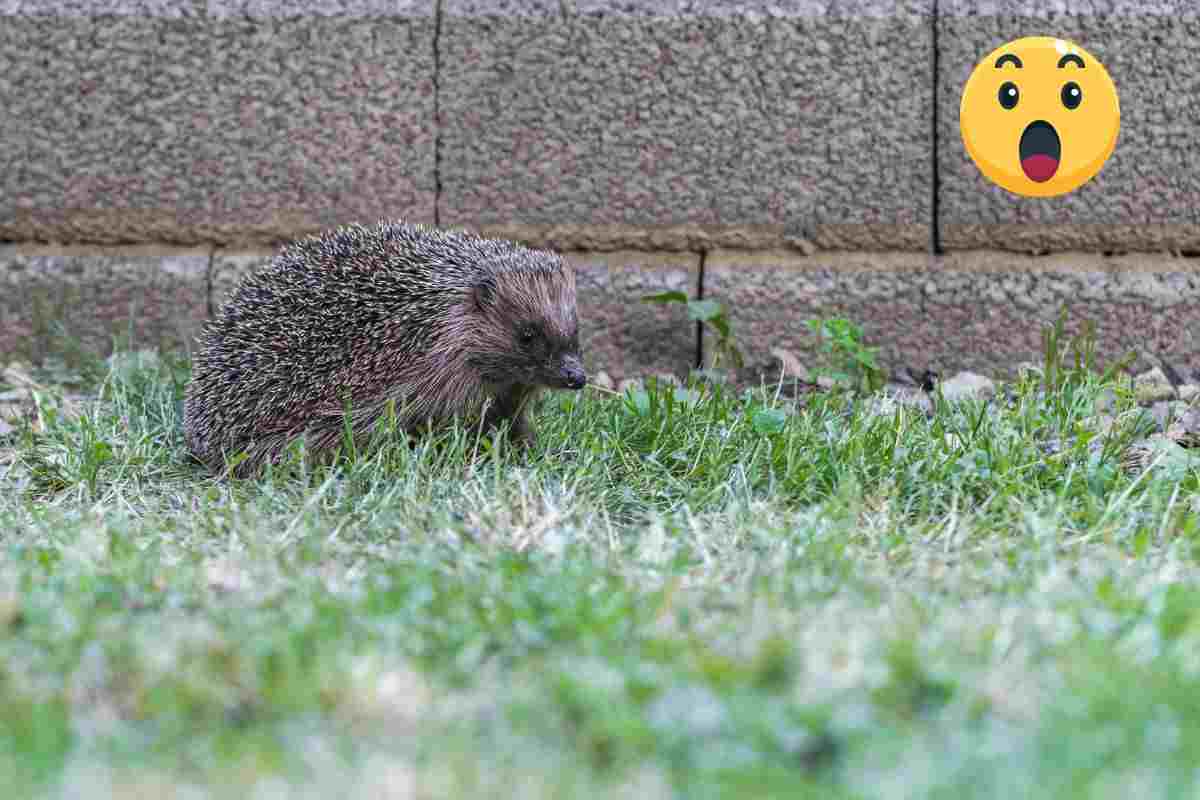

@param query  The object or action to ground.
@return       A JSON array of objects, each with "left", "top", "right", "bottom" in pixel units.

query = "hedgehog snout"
[{"left": 556, "top": 354, "right": 587, "bottom": 391}]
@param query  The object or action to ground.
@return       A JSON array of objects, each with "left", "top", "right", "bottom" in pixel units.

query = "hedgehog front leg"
[
  {"left": 486, "top": 384, "right": 537, "bottom": 449},
  {"left": 508, "top": 408, "right": 535, "bottom": 448}
]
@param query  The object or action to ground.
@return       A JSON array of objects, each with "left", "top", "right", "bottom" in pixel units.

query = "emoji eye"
[
  {"left": 1061, "top": 81, "right": 1082, "bottom": 110},
  {"left": 997, "top": 81, "right": 1019, "bottom": 110}
]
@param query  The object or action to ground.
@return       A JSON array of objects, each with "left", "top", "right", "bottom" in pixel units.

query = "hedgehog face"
[
  {"left": 513, "top": 317, "right": 587, "bottom": 390},
  {"left": 469, "top": 266, "right": 587, "bottom": 392}
]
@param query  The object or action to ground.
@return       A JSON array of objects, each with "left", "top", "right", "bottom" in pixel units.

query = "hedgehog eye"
[{"left": 519, "top": 325, "right": 537, "bottom": 344}]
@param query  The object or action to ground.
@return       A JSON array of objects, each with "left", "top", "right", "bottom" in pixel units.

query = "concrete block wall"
[
  {"left": 1, "top": 1, "right": 1198, "bottom": 380},
  {"left": 0, "top": 1, "right": 437, "bottom": 243},
  {"left": 439, "top": 0, "right": 933, "bottom": 252}
]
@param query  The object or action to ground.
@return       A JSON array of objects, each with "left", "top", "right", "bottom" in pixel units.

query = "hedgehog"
[{"left": 183, "top": 221, "right": 587, "bottom": 476}]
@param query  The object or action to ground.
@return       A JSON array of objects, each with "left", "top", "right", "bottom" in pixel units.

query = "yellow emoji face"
[{"left": 960, "top": 36, "right": 1120, "bottom": 198}]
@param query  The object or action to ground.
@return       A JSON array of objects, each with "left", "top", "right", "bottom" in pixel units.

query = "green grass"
[{"left": 2, "top": 343, "right": 1200, "bottom": 799}]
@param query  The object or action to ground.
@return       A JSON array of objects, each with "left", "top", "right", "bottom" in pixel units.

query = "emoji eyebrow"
[
  {"left": 1057, "top": 53, "right": 1086, "bottom": 69},
  {"left": 994, "top": 53, "right": 1023, "bottom": 69}
]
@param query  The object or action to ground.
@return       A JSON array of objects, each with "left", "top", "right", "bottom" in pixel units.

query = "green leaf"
[
  {"left": 91, "top": 441, "right": 113, "bottom": 464},
  {"left": 707, "top": 315, "right": 732, "bottom": 340},
  {"left": 624, "top": 389, "right": 651, "bottom": 417},
  {"left": 686, "top": 300, "right": 723, "bottom": 322},
  {"left": 751, "top": 408, "right": 788, "bottom": 435},
  {"left": 641, "top": 291, "right": 690, "bottom": 305}
]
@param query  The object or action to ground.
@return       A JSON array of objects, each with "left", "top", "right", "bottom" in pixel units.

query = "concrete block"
[
  {"left": 212, "top": 247, "right": 701, "bottom": 382},
  {"left": 0, "top": 4, "right": 436, "bottom": 245},
  {"left": 0, "top": 246, "right": 210, "bottom": 362},
  {"left": 703, "top": 250, "right": 1200, "bottom": 379},
  {"left": 570, "top": 251, "right": 701, "bottom": 381},
  {"left": 206, "top": 1, "right": 431, "bottom": 16},
  {"left": 938, "top": 2, "right": 1200, "bottom": 252},
  {"left": 0, "top": 1, "right": 202, "bottom": 14},
  {"left": 439, "top": 1, "right": 934, "bottom": 252}
]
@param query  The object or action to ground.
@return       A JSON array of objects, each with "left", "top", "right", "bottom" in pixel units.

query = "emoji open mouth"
[{"left": 1019, "top": 120, "right": 1061, "bottom": 183}]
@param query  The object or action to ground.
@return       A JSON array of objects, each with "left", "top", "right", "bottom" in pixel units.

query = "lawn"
[{"left": 2, "top": 332, "right": 1200, "bottom": 799}]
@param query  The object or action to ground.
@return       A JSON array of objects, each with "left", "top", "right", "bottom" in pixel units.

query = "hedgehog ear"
[{"left": 473, "top": 277, "right": 496, "bottom": 312}]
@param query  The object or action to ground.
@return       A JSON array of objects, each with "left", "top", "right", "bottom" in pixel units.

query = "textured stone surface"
[
  {"left": 212, "top": 248, "right": 700, "bottom": 381},
  {"left": 938, "top": 370, "right": 997, "bottom": 402},
  {"left": 569, "top": 251, "right": 700, "bottom": 381},
  {"left": 439, "top": 1, "right": 934, "bottom": 252},
  {"left": 1133, "top": 366, "right": 1177, "bottom": 404},
  {"left": 461, "top": 223, "right": 818, "bottom": 254},
  {"left": 0, "top": 245, "right": 210, "bottom": 361},
  {"left": 704, "top": 250, "right": 1200, "bottom": 379},
  {"left": 0, "top": 5, "right": 436, "bottom": 245},
  {"left": 0, "top": 1, "right": 427, "bottom": 14},
  {"left": 3, "top": 2, "right": 1198, "bottom": 254},
  {"left": 938, "top": 3, "right": 1200, "bottom": 251},
  {"left": 0, "top": 1, "right": 202, "bottom": 14},
  {"left": 207, "top": 1, "right": 431, "bottom": 16}
]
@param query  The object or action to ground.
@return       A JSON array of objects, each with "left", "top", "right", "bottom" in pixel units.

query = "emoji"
[{"left": 959, "top": 36, "right": 1120, "bottom": 198}]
